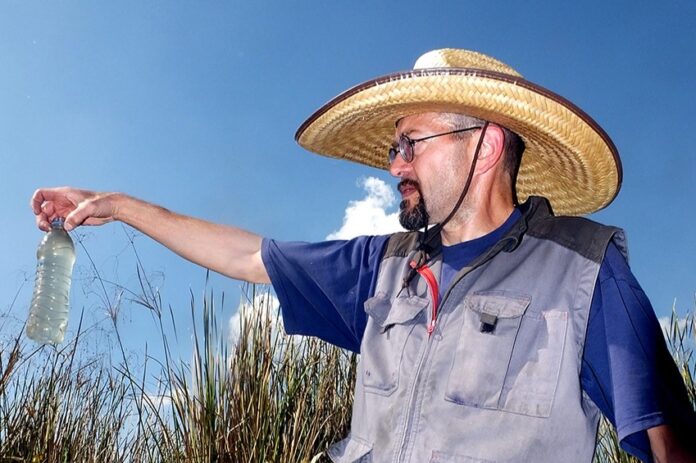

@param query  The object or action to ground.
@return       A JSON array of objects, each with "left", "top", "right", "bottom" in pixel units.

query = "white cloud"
[
  {"left": 658, "top": 316, "right": 669, "bottom": 337},
  {"left": 225, "top": 177, "right": 403, "bottom": 356},
  {"left": 658, "top": 315, "right": 689, "bottom": 339},
  {"left": 143, "top": 392, "right": 172, "bottom": 409},
  {"left": 228, "top": 291, "right": 281, "bottom": 346},
  {"left": 141, "top": 382, "right": 190, "bottom": 422},
  {"left": 326, "top": 177, "right": 404, "bottom": 240}
]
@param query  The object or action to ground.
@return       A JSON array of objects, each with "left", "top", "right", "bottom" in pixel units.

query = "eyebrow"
[{"left": 394, "top": 129, "right": 416, "bottom": 143}]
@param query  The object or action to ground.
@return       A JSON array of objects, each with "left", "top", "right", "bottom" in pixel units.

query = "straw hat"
[{"left": 295, "top": 49, "right": 622, "bottom": 216}]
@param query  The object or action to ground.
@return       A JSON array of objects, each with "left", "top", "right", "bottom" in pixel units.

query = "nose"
[{"left": 389, "top": 153, "right": 411, "bottom": 178}]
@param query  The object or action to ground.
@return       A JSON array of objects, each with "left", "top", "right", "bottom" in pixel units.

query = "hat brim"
[{"left": 296, "top": 68, "right": 622, "bottom": 216}]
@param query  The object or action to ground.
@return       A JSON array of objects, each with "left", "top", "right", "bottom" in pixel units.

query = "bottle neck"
[{"left": 51, "top": 218, "right": 66, "bottom": 230}]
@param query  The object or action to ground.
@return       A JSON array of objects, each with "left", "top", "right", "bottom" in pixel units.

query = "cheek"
[
  {"left": 426, "top": 160, "right": 464, "bottom": 204},
  {"left": 414, "top": 150, "right": 463, "bottom": 200}
]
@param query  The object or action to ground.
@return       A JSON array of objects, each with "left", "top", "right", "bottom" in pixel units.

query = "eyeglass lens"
[{"left": 388, "top": 135, "right": 414, "bottom": 164}]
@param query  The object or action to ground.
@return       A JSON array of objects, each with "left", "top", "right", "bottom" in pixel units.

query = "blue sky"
[{"left": 1, "top": 1, "right": 695, "bottom": 362}]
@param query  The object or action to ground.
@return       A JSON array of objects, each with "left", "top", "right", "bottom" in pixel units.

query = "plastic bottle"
[{"left": 26, "top": 217, "right": 76, "bottom": 344}]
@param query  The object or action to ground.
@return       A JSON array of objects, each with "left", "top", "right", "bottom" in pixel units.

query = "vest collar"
[{"left": 420, "top": 195, "right": 554, "bottom": 259}]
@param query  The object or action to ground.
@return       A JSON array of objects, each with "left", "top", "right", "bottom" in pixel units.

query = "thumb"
[{"left": 64, "top": 201, "right": 95, "bottom": 231}]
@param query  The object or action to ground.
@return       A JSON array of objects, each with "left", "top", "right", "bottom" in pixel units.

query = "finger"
[
  {"left": 64, "top": 200, "right": 95, "bottom": 231},
  {"left": 41, "top": 202, "right": 56, "bottom": 219},
  {"left": 31, "top": 189, "right": 48, "bottom": 214},
  {"left": 35, "top": 211, "right": 50, "bottom": 232}
]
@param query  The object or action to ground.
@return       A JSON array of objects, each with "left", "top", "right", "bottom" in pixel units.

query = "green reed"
[{"left": 0, "top": 252, "right": 693, "bottom": 462}]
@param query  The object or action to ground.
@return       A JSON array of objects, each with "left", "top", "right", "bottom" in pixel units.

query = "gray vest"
[{"left": 328, "top": 197, "right": 625, "bottom": 463}]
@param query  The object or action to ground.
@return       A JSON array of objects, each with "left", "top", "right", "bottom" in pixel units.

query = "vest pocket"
[
  {"left": 497, "top": 308, "right": 568, "bottom": 417},
  {"left": 327, "top": 435, "right": 373, "bottom": 462},
  {"left": 430, "top": 450, "right": 494, "bottom": 462},
  {"left": 444, "top": 291, "right": 568, "bottom": 418},
  {"left": 361, "top": 293, "right": 427, "bottom": 395},
  {"left": 445, "top": 291, "right": 530, "bottom": 410}
]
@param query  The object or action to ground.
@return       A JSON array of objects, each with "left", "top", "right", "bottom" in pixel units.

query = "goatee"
[{"left": 398, "top": 180, "right": 430, "bottom": 231}]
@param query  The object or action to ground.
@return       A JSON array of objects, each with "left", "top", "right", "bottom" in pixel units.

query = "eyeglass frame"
[{"left": 388, "top": 126, "right": 483, "bottom": 164}]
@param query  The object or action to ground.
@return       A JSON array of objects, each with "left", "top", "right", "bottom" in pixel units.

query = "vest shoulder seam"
[
  {"left": 526, "top": 215, "right": 621, "bottom": 263},
  {"left": 383, "top": 232, "right": 420, "bottom": 259}
]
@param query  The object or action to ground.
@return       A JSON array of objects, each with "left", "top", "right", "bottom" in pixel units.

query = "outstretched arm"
[
  {"left": 31, "top": 187, "right": 270, "bottom": 284},
  {"left": 648, "top": 425, "right": 696, "bottom": 463}
]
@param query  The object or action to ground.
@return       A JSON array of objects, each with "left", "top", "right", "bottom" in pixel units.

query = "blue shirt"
[{"left": 261, "top": 213, "right": 694, "bottom": 462}]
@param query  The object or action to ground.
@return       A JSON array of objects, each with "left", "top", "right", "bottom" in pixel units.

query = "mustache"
[{"left": 397, "top": 179, "right": 421, "bottom": 194}]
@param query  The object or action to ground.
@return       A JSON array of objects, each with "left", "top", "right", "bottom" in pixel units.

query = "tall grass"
[
  {"left": 0, "top": 259, "right": 694, "bottom": 461},
  {"left": 153, "top": 284, "right": 356, "bottom": 462},
  {"left": 0, "top": 315, "right": 133, "bottom": 462},
  {"left": 0, "top": 274, "right": 356, "bottom": 462}
]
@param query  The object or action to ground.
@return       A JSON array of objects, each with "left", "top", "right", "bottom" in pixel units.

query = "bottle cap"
[{"left": 51, "top": 217, "right": 66, "bottom": 230}]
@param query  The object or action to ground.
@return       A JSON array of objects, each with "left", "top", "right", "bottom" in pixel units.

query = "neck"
[{"left": 439, "top": 188, "right": 514, "bottom": 246}]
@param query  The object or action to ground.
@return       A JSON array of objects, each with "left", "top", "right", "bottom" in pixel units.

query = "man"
[{"left": 32, "top": 49, "right": 695, "bottom": 462}]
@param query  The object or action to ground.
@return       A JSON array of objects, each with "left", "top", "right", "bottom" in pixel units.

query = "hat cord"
[{"left": 403, "top": 122, "right": 490, "bottom": 288}]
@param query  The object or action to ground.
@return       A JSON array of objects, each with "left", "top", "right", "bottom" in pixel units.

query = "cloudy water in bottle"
[{"left": 26, "top": 217, "right": 76, "bottom": 344}]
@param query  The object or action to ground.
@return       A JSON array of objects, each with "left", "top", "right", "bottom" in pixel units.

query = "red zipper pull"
[
  {"left": 427, "top": 319, "right": 436, "bottom": 335},
  {"left": 411, "top": 262, "right": 439, "bottom": 338}
]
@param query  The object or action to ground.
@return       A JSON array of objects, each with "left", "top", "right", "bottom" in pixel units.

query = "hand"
[{"left": 31, "top": 187, "right": 121, "bottom": 232}]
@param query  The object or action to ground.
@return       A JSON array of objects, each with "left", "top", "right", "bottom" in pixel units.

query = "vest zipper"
[
  {"left": 393, "top": 262, "right": 440, "bottom": 462},
  {"left": 395, "top": 241, "right": 513, "bottom": 462},
  {"left": 410, "top": 261, "right": 439, "bottom": 336},
  {"left": 394, "top": 323, "right": 435, "bottom": 463}
]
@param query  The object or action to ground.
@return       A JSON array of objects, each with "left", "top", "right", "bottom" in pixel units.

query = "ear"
[{"left": 474, "top": 124, "right": 505, "bottom": 176}]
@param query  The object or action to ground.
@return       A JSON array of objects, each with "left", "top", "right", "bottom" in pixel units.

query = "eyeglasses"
[{"left": 388, "top": 126, "right": 482, "bottom": 164}]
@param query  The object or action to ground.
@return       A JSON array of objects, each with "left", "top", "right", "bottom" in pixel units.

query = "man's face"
[{"left": 390, "top": 113, "right": 476, "bottom": 231}]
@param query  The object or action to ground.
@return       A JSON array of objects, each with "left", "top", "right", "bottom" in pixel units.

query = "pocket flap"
[
  {"left": 466, "top": 291, "right": 531, "bottom": 319},
  {"left": 431, "top": 450, "right": 493, "bottom": 462},
  {"left": 364, "top": 293, "right": 427, "bottom": 329},
  {"left": 327, "top": 436, "right": 372, "bottom": 462}
]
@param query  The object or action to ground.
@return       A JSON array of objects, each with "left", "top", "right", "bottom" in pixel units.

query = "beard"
[
  {"left": 397, "top": 173, "right": 475, "bottom": 232},
  {"left": 399, "top": 198, "right": 429, "bottom": 231},
  {"left": 398, "top": 179, "right": 430, "bottom": 231}
]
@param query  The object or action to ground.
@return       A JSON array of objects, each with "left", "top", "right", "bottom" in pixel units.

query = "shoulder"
[
  {"left": 262, "top": 234, "right": 392, "bottom": 271},
  {"left": 526, "top": 211, "right": 624, "bottom": 264},
  {"left": 383, "top": 231, "right": 421, "bottom": 259}
]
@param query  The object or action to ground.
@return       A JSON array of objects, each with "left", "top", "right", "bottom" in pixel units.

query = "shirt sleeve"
[
  {"left": 260, "top": 235, "right": 390, "bottom": 353},
  {"left": 581, "top": 242, "right": 696, "bottom": 462}
]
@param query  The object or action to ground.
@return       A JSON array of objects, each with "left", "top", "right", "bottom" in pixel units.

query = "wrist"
[{"left": 110, "top": 192, "right": 131, "bottom": 222}]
